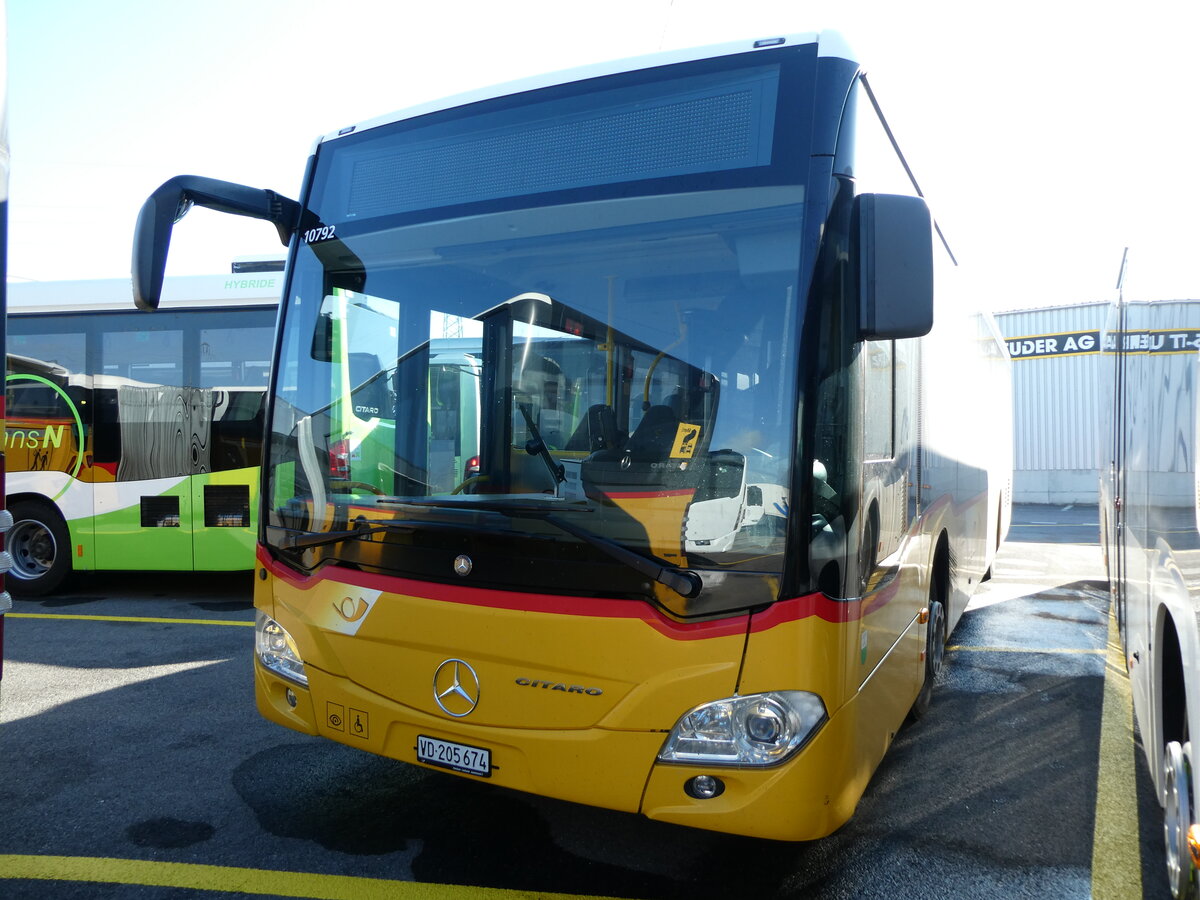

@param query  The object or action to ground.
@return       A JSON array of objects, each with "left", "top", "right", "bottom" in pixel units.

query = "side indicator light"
[
  {"left": 918, "top": 607, "right": 930, "bottom": 625},
  {"left": 1188, "top": 824, "right": 1200, "bottom": 867}
]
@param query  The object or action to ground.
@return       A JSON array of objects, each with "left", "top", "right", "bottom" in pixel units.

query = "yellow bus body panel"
[
  {"left": 642, "top": 593, "right": 926, "bottom": 840},
  {"left": 255, "top": 552, "right": 928, "bottom": 841},
  {"left": 641, "top": 692, "right": 864, "bottom": 840},
  {"left": 257, "top": 663, "right": 671, "bottom": 814},
  {"left": 256, "top": 558, "right": 747, "bottom": 815}
]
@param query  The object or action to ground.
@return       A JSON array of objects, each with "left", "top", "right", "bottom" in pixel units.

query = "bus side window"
[
  {"left": 863, "top": 340, "right": 894, "bottom": 460},
  {"left": 103, "top": 327, "right": 185, "bottom": 386},
  {"left": 200, "top": 325, "right": 273, "bottom": 389}
]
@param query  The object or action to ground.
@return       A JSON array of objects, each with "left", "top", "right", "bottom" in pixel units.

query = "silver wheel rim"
[
  {"left": 928, "top": 601, "right": 945, "bottom": 677},
  {"left": 8, "top": 517, "right": 57, "bottom": 581},
  {"left": 1165, "top": 741, "right": 1193, "bottom": 899}
]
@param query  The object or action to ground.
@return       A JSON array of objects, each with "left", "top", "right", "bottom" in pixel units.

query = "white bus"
[
  {"left": 5, "top": 269, "right": 280, "bottom": 595},
  {"left": 1101, "top": 290, "right": 1200, "bottom": 898}
]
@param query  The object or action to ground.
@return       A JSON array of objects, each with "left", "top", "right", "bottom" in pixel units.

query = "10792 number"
[{"left": 302, "top": 224, "right": 336, "bottom": 244}]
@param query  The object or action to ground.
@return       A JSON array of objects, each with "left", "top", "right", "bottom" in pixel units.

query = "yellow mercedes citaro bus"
[{"left": 132, "top": 31, "right": 1013, "bottom": 840}]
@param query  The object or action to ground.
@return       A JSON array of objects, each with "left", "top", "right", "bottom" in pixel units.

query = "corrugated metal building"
[
  {"left": 995, "top": 302, "right": 1109, "bottom": 505},
  {"left": 995, "top": 300, "right": 1200, "bottom": 505}
]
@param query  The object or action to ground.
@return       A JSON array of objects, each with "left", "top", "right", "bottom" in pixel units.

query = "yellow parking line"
[
  {"left": 7, "top": 612, "right": 253, "bottom": 627},
  {"left": 1091, "top": 606, "right": 1143, "bottom": 899},
  {"left": 0, "top": 854, "right": 614, "bottom": 899}
]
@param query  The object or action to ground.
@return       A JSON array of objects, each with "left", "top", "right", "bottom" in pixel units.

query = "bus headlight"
[
  {"left": 658, "top": 691, "right": 827, "bottom": 766},
  {"left": 255, "top": 611, "right": 308, "bottom": 686}
]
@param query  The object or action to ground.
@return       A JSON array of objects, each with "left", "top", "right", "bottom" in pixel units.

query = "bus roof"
[
  {"left": 320, "top": 30, "right": 853, "bottom": 147},
  {"left": 8, "top": 271, "right": 283, "bottom": 314}
]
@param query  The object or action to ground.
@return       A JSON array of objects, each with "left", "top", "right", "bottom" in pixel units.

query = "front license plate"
[{"left": 416, "top": 735, "right": 491, "bottom": 777}]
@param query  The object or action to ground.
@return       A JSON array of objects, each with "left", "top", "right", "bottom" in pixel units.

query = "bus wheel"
[
  {"left": 909, "top": 583, "right": 946, "bottom": 721},
  {"left": 858, "top": 509, "right": 878, "bottom": 596},
  {"left": 1164, "top": 740, "right": 1197, "bottom": 899},
  {"left": 7, "top": 500, "right": 72, "bottom": 597}
]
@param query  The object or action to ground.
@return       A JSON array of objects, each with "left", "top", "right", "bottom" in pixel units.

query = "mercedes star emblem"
[
  {"left": 454, "top": 554, "right": 473, "bottom": 577},
  {"left": 433, "top": 658, "right": 480, "bottom": 717}
]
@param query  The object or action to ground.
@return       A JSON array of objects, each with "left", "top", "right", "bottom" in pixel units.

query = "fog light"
[
  {"left": 686, "top": 775, "right": 725, "bottom": 800},
  {"left": 285, "top": 688, "right": 298, "bottom": 708}
]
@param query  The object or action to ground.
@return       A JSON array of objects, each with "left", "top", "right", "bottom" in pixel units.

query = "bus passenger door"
[
  {"left": 191, "top": 388, "right": 261, "bottom": 571},
  {"left": 860, "top": 339, "right": 918, "bottom": 586},
  {"left": 1117, "top": 299, "right": 1155, "bottom": 740},
  {"left": 858, "top": 338, "right": 920, "bottom": 687},
  {"left": 1107, "top": 295, "right": 1129, "bottom": 652},
  {"left": 190, "top": 320, "right": 273, "bottom": 571},
  {"left": 91, "top": 322, "right": 199, "bottom": 571},
  {"left": 92, "top": 384, "right": 197, "bottom": 571}
]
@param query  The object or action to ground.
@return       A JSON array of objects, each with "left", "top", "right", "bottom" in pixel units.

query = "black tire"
[
  {"left": 7, "top": 499, "right": 72, "bottom": 597},
  {"left": 909, "top": 578, "right": 947, "bottom": 721},
  {"left": 859, "top": 510, "right": 878, "bottom": 596},
  {"left": 982, "top": 507, "right": 1003, "bottom": 582}
]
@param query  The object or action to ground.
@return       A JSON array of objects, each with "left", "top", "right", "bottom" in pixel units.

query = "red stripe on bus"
[
  {"left": 257, "top": 547, "right": 748, "bottom": 639},
  {"left": 257, "top": 547, "right": 886, "bottom": 639},
  {"left": 747, "top": 575, "right": 902, "bottom": 631},
  {"left": 748, "top": 592, "right": 863, "bottom": 628}
]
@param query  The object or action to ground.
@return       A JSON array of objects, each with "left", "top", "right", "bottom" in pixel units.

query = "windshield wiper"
[
  {"left": 538, "top": 512, "right": 703, "bottom": 600},
  {"left": 381, "top": 497, "right": 702, "bottom": 600},
  {"left": 272, "top": 501, "right": 583, "bottom": 552},
  {"left": 517, "top": 402, "right": 566, "bottom": 485},
  {"left": 277, "top": 498, "right": 702, "bottom": 600},
  {"left": 272, "top": 519, "right": 416, "bottom": 552}
]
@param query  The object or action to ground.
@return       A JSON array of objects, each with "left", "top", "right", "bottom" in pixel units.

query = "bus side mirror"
[
  {"left": 132, "top": 175, "right": 301, "bottom": 310},
  {"left": 855, "top": 193, "right": 934, "bottom": 340}
]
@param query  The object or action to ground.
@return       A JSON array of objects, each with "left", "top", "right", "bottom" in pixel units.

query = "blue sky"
[{"left": 7, "top": 0, "right": 1198, "bottom": 310}]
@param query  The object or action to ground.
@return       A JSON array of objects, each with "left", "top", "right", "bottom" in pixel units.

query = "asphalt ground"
[{"left": 0, "top": 504, "right": 1173, "bottom": 899}]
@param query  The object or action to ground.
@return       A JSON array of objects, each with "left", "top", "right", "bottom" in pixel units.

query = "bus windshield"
[{"left": 266, "top": 54, "right": 812, "bottom": 616}]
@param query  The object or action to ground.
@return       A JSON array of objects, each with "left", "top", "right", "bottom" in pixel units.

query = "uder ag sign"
[{"left": 1006, "top": 329, "right": 1200, "bottom": 360}]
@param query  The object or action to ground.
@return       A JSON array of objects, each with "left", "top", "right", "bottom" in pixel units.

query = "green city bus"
[{"left": 5, "top": 269, "right": 280, "bottom": 595}]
